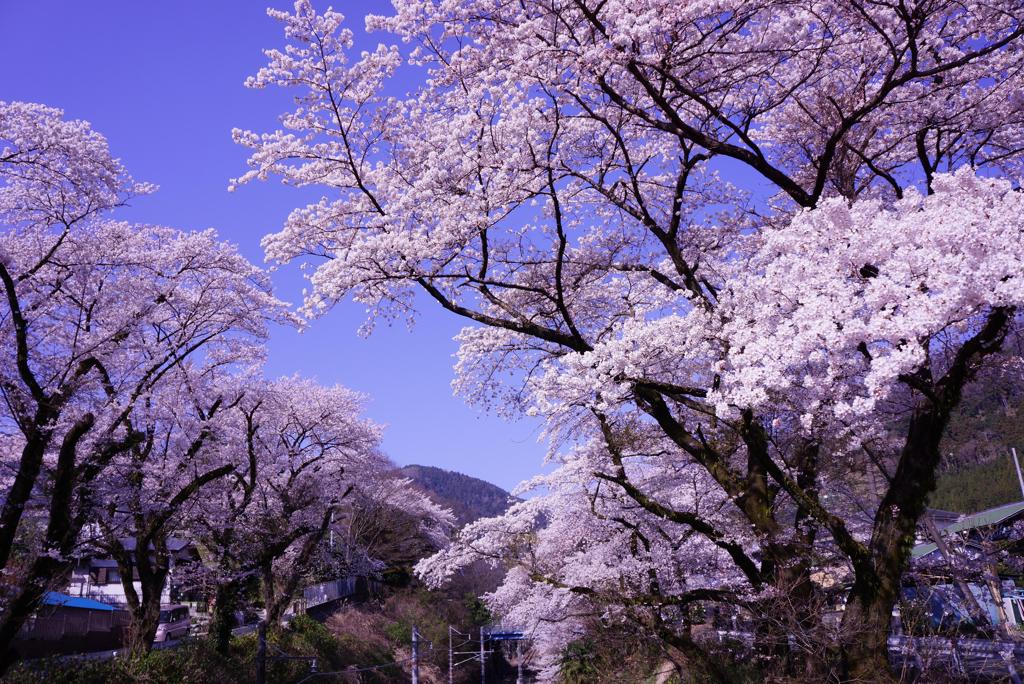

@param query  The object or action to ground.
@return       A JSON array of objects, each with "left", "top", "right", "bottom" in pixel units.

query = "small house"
[{"left": 66, "top": 537, "right": 199, "bottom": 608}]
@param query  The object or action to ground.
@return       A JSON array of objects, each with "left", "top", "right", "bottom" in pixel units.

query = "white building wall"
[{"left": 67, "top": 567, "right": 172, "bottom": 607}]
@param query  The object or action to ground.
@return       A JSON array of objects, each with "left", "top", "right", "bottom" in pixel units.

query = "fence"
[
  {"left": 20, "top": 609, "right": 130, "bottom": 641},
  {"left": 888, "top": 634, "right": 1024, "bottom": 681},
  {"left": 301, "top": 577, "right": 358, "bottom": 611},
  {"left": 709, "top": 630, "right": 1024, "bottom": 681},
  {"left": 15, "top": 608, "right": 131, "bottom": 659}
]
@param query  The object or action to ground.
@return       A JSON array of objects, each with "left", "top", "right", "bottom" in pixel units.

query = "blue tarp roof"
[{"left": 42, "top": 592, "right": 115, "bottom": 612}]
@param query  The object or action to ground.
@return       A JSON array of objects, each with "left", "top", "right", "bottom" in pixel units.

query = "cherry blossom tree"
[
  {"left": 0, "top": 102, "right": 288, "bottom": 667},
  {"left": 0, "top": 101, "right": 147, "bottom": 573},
  {"left": 325, "top": 472, "right": 453, "bottom": 578},
  {"left": 418, "top": 431, "right": 745, "bottom": 680},
  {"left": 237, "top": 1, "right": 1024, "bottom": 679},
  {"left": 195, "top": 376, "right": 383, "bottom": 650},
  {"left": 0, "top": 220, "right": 284, "bottom": 663},
  {"left": 92, "top": 366, "right": 244, "bottom": 655}
]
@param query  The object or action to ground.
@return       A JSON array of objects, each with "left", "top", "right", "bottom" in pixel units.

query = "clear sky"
[{"left": 0, "top": 0, "right": 548, "bottom": 492}]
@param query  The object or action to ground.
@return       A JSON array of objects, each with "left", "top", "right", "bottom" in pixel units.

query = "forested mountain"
[
  {"left": 933, "top": 373, "right": 1024, "bottom": 512},
  {"left": 399, "top": 465, "right": 514, "bottom": 526},
  {"left": 931, "top": 456, "right": 1024, "bottom": 513},
  {"left": 941, "top": 371, "right": 1024, "bottom": 470}
]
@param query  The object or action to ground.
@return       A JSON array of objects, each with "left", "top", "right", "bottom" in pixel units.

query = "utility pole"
[
  {"left": 1012, "top": 448, "right": 1024, "bottom": 499},
  {"left": 255, "top": 621, "right": 267, "bottom": 684},
  {"left": 448, "top": 625, "right": 454, "bottom": 684},
  {"left": 516, "top": 638, "right": 523, "bottom": 684},
  {"left": 480, "top": 627, "right": 486, "bottom": 683},
  {"left": 412, "top": 624, "right": 420, "bottom": 684}
]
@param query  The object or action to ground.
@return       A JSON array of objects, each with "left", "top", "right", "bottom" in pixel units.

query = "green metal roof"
[
  {"left": 911, "top": 543, "right": 939, "bottom": 560},
  {"left": 911, "top": 500, "right": 1024, "bottom": 560}
]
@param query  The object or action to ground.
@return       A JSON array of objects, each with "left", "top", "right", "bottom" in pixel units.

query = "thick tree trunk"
[
  {"left": 841, "top": 308, "right": 1012, "bottom": 680},
  {"left": 840, "top": 592, "right": 896, "bottom": 683},
  {"left": 0, "top": 414, "right": 94, "bottom": 675},
  {"left": 119, "top": 550, "right": 170, "bottom": 656},
  {"left": 113, "top": 463, "right": 232, "bottom": 655},
  {"left": 0, "top": 554, "right": 67, "bottom": 674},
  {"left": 211, "top": 580, "right": 242, "bottom": 654},
  {"left": 0, "top": 427, "right": 53, "bottom": 570},
  {"left": 840, "top": 407, "right": 948, "bottom": 682},
  {"left": 261, "top": 559, "right": 285, "bottom": 628},
  {"left": 126, "top": 594, "right": 164, "bottom": 655},
  {"left": 209, "top": 526, "right": 246, "bottom": 654}
]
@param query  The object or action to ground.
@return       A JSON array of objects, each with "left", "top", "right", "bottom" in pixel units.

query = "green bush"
[
  {"left": 286, "top": 614, "right": 337, "bottom": 657},
  {"left": 4, "top": 657, "right": 133, "bottom": 684},
  {"left": 5, "top": 616, "right": 359, "bottom": 684},
  {"left": 462, "top": 592, "right": 492, "bottom": 626},
  {"left": 383, "top": 620, "right": 411, "bottom": 644},
  {"left": 559, "top": 639, "right": 600, "bottom": 683}
]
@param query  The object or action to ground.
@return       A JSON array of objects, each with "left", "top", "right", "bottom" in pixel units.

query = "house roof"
[
  {"left": 926, "top": 507, "right": 962, "bottom": 530},
  {"left": 42, "top": 592, "right": 115, "bottom": 611},
  {"left": 118, "top": 537, "right": 190, "bottom": 552},
  {"left": 912, "top": 500, "right": 1024, "bottom": 560},
  {"left": 89, "top": 559, "right": 119, "bottom": 568}
]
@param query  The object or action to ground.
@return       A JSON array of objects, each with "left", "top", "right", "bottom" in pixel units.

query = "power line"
[
  {"left": 295, "top": 654, "right": 417, "bottom": 683},
  {"left": 256, "top": 619, "right": 423, "bottom": 684},
  {"left": 256, "top": 616, "right": 525, "bottom": 684}
]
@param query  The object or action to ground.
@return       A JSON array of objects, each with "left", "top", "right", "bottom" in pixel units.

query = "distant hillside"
[
  {"left": 399, "top": 465, "right": 513, "bottom": 526},
  {"left": 942, "top": 366, "right": 1024, "bottom": 460},
  {"left": 933, "top": 373, "right": 1024, "bottom": 512},
  {"left": 930, "top": 455, "right": 1024, "bottom": 513}
]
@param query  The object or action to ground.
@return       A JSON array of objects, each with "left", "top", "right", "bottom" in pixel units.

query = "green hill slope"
[
  {"left": 399, "top": 465, "right": 513, "bottom": 526},
  {"left": 930, "top": 455, "right": 1024, "bottom": 513}
]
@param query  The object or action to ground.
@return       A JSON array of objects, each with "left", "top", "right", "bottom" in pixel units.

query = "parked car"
[{"left": 154, "top": 605, "right": 190, "bottom": 642}]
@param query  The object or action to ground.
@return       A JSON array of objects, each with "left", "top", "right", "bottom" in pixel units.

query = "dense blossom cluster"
[
  {"left": 0, "top": 101, "right": 152, "bottom": 230},
  {"left": 720, "top": 170, "right": 1024, "bottom": 425}
]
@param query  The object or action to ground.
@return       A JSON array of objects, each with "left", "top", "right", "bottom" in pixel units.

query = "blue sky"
[{"left": 0, "top": 0, "right": 548, "bottom": 491}]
